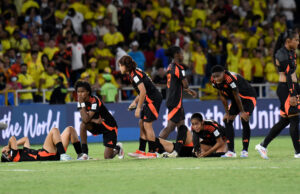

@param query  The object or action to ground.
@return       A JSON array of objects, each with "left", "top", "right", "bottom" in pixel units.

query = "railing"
[{"left": 0, "top": 83, "right": 278, "bottom": 106}]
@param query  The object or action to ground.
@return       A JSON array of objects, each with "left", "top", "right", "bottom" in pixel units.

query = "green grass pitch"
[{"left": 1, "top": 136, "right": 299, "bottom": 194}]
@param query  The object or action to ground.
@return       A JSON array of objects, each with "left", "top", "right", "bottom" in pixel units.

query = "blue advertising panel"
[{"left": 0, "top": 99, "right": 288, "bottom": 145}]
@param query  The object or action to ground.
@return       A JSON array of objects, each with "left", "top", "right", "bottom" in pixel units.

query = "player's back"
[{"left": 166, "top": 63, "right": 185, "bottom": 108}]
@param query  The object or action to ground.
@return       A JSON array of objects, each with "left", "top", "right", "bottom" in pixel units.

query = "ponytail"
[{"left": 273, "top": 29, "right": 298, "bottom": 61}]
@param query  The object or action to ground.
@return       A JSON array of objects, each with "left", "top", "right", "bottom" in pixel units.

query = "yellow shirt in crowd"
[
  {"left": 239, "top": 58, "right": 253, "bottom": 81},
  {"left": 103, "top": 32, "right": 124, "bottom": 46},
  {"left": 192, "top": 52, "right": 206, "bottom": 75},
  {"left": 40, "top": 72, "right": 58, "bottom": 101},
  {"left": 18, "top": 73, "right": 34, "bottom": 100}
]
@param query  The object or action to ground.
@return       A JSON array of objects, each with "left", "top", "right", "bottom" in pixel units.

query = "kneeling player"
[
  {"left": 191, "top": 113, "right": 227, "bottom": 157},
  {"left": 157, "top": 113, "right": 227, "bottom": 158},
  {"left": 1, "top": 126, "right": 82, "bottom": 162},
  {"left": 76, "top": 81, "right": 124, "bottom": 160}
]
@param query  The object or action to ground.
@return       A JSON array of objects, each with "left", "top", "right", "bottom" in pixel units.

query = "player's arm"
[
  {"left": 79, "top": 108, "right": 95, "bottom": 124},
  {"left": 182, "top": 79, "right": 197, "bottom": 97},
  {"left": 128, "top": 95, "right": 139, "bottom": 110},
  {"left": 199, "top": 137, "right": 224, "bottom": 157},
  {"left": 135, "top": 83, "right": 146, "bottom": 118},
  {"left": 219, "top": 91, "right": 229, "bottom": 114},
  {"left": 16, "top": 137, "right": 30, "bottom": 148}
]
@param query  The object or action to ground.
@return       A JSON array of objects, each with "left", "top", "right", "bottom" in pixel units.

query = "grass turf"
[{"left": 0, "top": 136, "right": 299, "bottom": 194}]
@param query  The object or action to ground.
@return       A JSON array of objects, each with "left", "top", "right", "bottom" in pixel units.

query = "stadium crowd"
[{"left": 0, "top": 0, "right": 299, "bottom": 105}]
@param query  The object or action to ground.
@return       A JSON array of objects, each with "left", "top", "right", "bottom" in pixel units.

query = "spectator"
[
  {"left": 39, "top": 65, "right": 58, "bottom": 101},
  {"left": 41, "top": 0, "right": 56, "bottom": 35},
  {"left": 101, "top": 73, "right": 118, "bottom": 103},
  {"left": 53, "top": 41, "right": 72, "bottom": 78},
  {"left": 63, "top": 8, "right": 84, "bottom": 35},
  {"left": 154, "top": 42, "right": 169, "bottom": 69},
  {"left": 93, "top": 17, "right": 110, "bottom": 38},
  {"left": 107, "top": 0, "right": 119, "bottom": 26},
  {"left": 132, "top": 11, "right": 143, "bottom": 33},
  {"left": 191, "top": 44, "right": 207, "bottom": 86},
  {"left": 239, "top": 49, "right": 253, "bottom": 82},
  {"left": 93, "top": 40, "right": 113, "bottom": 71},
  {"left": 70, "top": 34, "right": 86, "bottom": 86},
  {"left": 43, "top": 39, "right": 59, "bottom": 60},
  {"left": 49, "top": 76, "right": 67, "bottom": 104},
  {"left": 27, "top": 50, "right": 44, "bottom": 89},
  {"left": 17, "top": 63, "right": 35, "bottom": 104},
  {"left": 82, "top": 23, "right": 97, "bottom": 49},
  {"left": 226, "top": 46, "right": 240, "bottom": 73},
  {"left": 278, "top": 0, "right": 296, "bottom": 29},
  {"left": 128, "top": 41, "right": 146, "bottom": 70},
  {"left": 25, "top": 7, "right": 42, "bottom": 35},
  {"left": 83, "top": 58, "right": 99, "bottom": 86},
  {"left": 103, "top": 24, "right": 124, "bottom": 47}
]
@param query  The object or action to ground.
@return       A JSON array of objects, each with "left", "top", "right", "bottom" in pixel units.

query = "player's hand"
[
  {"left": 1, "top": 146, "right": 9, "bottom": 153},
  {"left": 240, "top": 111, "right": 249, "bottom": 121},
  {"left": 198, "top": 152, "right": 207, "bottom": 158},
  {"left": 91, "top": 117, "right": 104, "bottom": 124},
  {"left": 186, "top": 89, "right": 197, "bottom": 98},
  {"left": 290, "top": 96, "right": 297, "bottom": 106},
  {"left": 135, "top": 107, "right": 141, "bottom": 118},
  {"left": 223, "top": 113, "right": 230, "bottom": 122},
  {"left": 78, "top": 96, "right": 84, "bottom": 103},
  {"left": 128, "top": 101, "right": 137, "bottom": 111}
]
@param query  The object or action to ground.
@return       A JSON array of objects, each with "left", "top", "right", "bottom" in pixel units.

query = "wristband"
[
  {"left": 81, "top": 103, "right": 86, "bottom": 108},
  {"left": 77, "top": 102, "right": 81, "bottom": 108}
]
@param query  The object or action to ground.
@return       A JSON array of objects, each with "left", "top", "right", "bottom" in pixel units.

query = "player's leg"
[
  {"left": 43, "top": 128, "right": 64, "bottom": 153},
  {"left": 143, "top": 121, "right": 156, "bottom": 153},
  {"left": 240, "top": 98, "right": 256, "bottom": 157},
  {"left": 223, "top": 102, "right": 238, "bottom": 157},
  {"left": 60, "top": 126, "right": 82, "bottom": 156},
  {"left": 80, "top": 122, "right": 89, "bottom": 155},
  {"left": 103, "top": 129, "right": 121, "bottom": 159},
  {"left": 128, "top": 119, "right": 147, "bottom": 157},
  {"left": 288, "top": 115, "right": 300, "bottom": 157},
  {"left": 158, "top": 138, "right": 175, "bottom": 153},
  {"left": 159, "top": 107, "right": 185, "bottom": 139}
]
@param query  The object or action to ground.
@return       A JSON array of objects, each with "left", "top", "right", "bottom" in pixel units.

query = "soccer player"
[
  {"left": 159, "top": 46, "right": 197, "bottom": 139},
  {"left": 256, "top": 29, "right": 300, "bottom": 159},
  {"left": 158, "top": 113, "right": 227, "bottom": 158},
  {"left": 118, "top": 55, "right": 162, "bottom": 158},
  {"left": 76, "top": 81, "right": 124, "bottom": 160},
  {"left": 1, "top": 126, "right": 80, "bottom": 162},
  {"left": 211, "top": 65, "right": 257, "bottom": 157}
]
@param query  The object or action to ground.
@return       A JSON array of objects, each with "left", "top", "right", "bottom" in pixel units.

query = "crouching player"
[
  {"left": 76, "top": 81, "right": 124, "bottom": 160},
  {"left": 1, "top": 126, "right": 82, "bottom": 162},
  {"left": 157, "top": 113, "right": 227, "bottom": 158}
]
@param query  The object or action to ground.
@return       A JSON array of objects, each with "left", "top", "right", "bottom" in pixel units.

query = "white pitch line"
[{"left": 0, "top": 169, "right": 37, "bottom": 172}]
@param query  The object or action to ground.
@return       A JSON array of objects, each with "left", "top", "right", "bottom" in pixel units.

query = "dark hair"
[
  {"left": 118, "top": 55, "right": 137, "bottom": 72},
  {"left": 165, "top": 46, "right": 181, "bottom": 59},
  {"left": 211, "top": 65, "right": 225, "bottom": 73},
  {"left": 75, "top": 81, "right": 92, "bottom": 95},
  {"left": 273, "top": 29, "right": 298, "bottom": 60},
  {"left": 1, "top": 153, "right": 11, "bottom": 162},
  {"left": 21, "top": 63, "right": 27, "bottom": 67},
  {"left": 191, "top": 113, "right": 203, "bottom": 122}
]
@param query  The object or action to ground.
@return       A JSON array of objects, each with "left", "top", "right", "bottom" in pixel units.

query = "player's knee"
[
  {"left": 50, "top": 127, "right": 59, "bottom": 133},
  {"left": 65, "top": 126, "right": 75, "bottom": 133},
  {"left": 9, "top": 136, "right": 16, "bottom": 141}
]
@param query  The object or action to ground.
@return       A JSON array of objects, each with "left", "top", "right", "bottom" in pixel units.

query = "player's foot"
[
  {"left": 221, "top": 151, "right": 237, "bottom": 158},
  {"left": 162, "top": 150, "right": 178, "bottom": 158},
  {"left": 60, "top": 154, "right": 72, "bottom": 161},
  {"left": 139, "top": 152, "right": 157, "bottom": 159},
  {"left": 240, "top": 150, "right": 248, "bottom": 158},
  {"left": 128, "top": 150, "right": 145, "bottom": 158},
  {"left": 0, "top": 122, "right": 7, "bottom": 130},
  {"left": 77, "top": 153, "right": 89, "bottom": 160},
  {"left": 255, "top": 144, "right": 269, "bottom": 159},
  {"left": 116, "top": 142, "right": 124, "bottom": 159},
  {"left": 294, "top": 153, "right": 300, "bottom": 158}
]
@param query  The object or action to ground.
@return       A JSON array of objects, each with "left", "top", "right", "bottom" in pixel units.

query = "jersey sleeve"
[
  {"left": 132, "top": 71, "right": 143, "bottom": 86},
  {"left": 90, "top": 98, "right": 102, "bottom": 112},
  {"left": 225, "top": 73, "right": 238, "bottom": 91}
]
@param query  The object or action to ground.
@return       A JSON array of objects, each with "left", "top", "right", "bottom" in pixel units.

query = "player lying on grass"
[
  {"left": 1, "top": 126, "right": 82, "bottom": 162},
  {"left": 158, "top": 113, "right": 227, "bottom": 158},
  {"left": 76, "top": 81, "right": 124, "bottom": 160}
]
